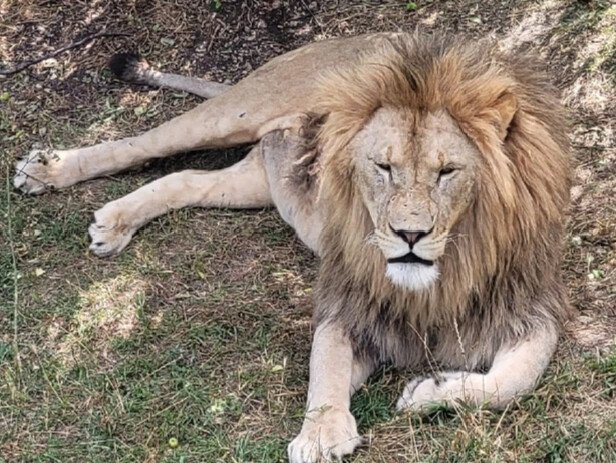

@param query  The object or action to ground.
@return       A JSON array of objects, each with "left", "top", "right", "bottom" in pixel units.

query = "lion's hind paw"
[{"left": 14, "top": 149, "right": 64, "bottom": 195}]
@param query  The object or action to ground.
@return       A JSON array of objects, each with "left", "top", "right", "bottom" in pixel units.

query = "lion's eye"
[
  {"left": 438, "top": 166, "right": 456, "bottom": 179},
  {"left": 376, "top": 162, "right": 391, "bottom": 174}
]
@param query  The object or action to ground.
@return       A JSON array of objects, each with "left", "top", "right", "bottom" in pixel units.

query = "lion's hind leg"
[
  {"left": 396, "top": 324, "right": 558, "bottom": 412},
  {"left": 89, "top": 146, "right": 271, "bottom": 257}
]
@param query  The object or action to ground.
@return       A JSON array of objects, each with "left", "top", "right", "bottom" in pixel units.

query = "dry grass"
[{"left": 1, "top": 0, "right": 615, "bottom": 462}]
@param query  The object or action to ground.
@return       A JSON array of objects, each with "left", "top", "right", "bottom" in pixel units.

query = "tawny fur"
[{"left": 313, "top": 34, "right": 572, "bottom": 371}]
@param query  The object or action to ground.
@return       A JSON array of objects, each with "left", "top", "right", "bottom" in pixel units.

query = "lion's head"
[
  {"left": 348, "top": 105, "right": 489, "bottom": 290},
  {"left": 313, "top": 34, "right": 571, "bottom": 350}
]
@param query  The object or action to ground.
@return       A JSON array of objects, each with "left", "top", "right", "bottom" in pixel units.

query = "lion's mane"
[{"left": 314, "top": 33, "right": 573, "bottom": 370}]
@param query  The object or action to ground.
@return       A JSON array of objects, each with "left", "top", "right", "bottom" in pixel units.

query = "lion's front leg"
[
  {"left": 288, "top": 323, "right": 374, "bottom": 463},
  {"left": 397, "top": 324, "right": 558, "bottom": 412}
]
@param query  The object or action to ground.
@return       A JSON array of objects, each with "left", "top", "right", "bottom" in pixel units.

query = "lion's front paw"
[
  {"left": 14, "top": 149, "right": 68, "bottom": 194},
  {"left": 288, "top": 407, "right": 362, "bottom": 463},
  {"left": 397, "top": 372, "right": 497, "bottom": 412},
  {"left": 397, "top": 376, "right": 444, "bottom": 412},
  {"left": 89, "top": 204, "right": 136, "bottom": 257},
  {"left": 397, "top": 372, "right": 470, "bottom": 412}
]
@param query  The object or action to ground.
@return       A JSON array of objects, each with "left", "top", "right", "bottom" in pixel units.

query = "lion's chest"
[{"left": 350, "top": 301, "right": 496, "bottom": 371}]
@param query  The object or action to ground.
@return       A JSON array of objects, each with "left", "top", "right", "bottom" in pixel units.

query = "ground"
[{"left": 0, "top": 0, "right": 615, "bottom": 462}]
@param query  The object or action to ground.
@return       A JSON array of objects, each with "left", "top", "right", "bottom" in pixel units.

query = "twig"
[
  {"left": 298, "top": 0, "right": 325, "bottom": 36},
  {"left": 0, "top": 31, "right": 130, "bottom": 76},
  {"left": 4, "top": 159, "right": 22, "bottom": 385}
]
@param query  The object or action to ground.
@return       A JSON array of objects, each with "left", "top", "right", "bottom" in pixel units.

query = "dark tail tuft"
[{"left": 108, "top": 53, "right": 150, "bottom": 83}]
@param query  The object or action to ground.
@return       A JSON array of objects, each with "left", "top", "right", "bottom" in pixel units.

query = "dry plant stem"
[
  {"left": 4, "top": 163, "right": 22, "bottom": 384},
  {"left": 0, "top": 32, "right": 129, "bottom": 76}
]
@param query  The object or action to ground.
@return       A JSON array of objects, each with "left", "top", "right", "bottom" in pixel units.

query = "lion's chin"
[{"left": 386, "top": 263, "right": 439, "bottom": 291}]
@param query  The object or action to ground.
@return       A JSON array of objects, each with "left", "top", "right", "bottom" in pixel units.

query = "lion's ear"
[{"left": 492, "top": 91, "right": 518, "bottom": 140}]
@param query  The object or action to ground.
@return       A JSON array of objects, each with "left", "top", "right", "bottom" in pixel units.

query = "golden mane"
[{"left": 314, "top": 33, "right": 573, "bottom": 369}]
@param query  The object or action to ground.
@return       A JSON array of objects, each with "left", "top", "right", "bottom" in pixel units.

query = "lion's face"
[{"left": 350, "top": 107, "right": 480, "bottom": 291}]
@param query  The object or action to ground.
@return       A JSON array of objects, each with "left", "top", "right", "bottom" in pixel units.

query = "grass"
[{"left": 1, "top": 0, "right": 616, "bottom": 462}]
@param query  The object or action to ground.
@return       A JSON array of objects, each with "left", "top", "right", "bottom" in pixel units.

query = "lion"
[{"left": 13, "top": 33, "right": 572, "bottom": 462}]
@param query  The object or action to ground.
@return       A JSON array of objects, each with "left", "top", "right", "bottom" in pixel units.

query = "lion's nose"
[{"left": 390, "top": 227, "right": 431, "bottom": 247}]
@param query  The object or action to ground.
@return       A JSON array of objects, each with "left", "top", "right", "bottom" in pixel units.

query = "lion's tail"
[{"left": 107, "top": 52, "right": 230, "bottom": 99}]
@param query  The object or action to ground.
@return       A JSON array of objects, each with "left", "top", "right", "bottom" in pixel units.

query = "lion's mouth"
[{"left": 387, "top": 252, "right": 434, "bottom": 266}]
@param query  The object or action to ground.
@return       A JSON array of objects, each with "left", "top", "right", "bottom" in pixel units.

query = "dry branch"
[{"left": 0, "top": 31, "right": 129, "bottom": 76}]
